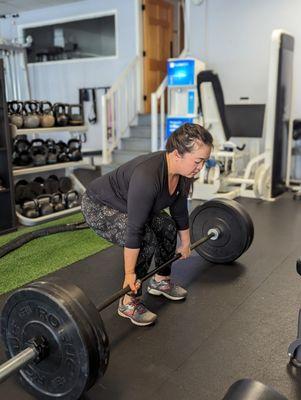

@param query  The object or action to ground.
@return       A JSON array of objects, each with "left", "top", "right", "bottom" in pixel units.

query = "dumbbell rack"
[
  {"left": 11, "top": 124, "right": 89, "bottom": 226},
  {"left": 0, "top": 60, "right": 17, "bottom": 235}
]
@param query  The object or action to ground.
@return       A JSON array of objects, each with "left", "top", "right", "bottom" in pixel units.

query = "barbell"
[{"left": 0, "top": 198, "right": 254, "bottom": 399}]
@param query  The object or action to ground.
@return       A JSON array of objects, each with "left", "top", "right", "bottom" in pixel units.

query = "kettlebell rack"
[
  {"left": 10, "top": 124, "right": 89, "bottom": 226},
  {"left": 0, "top": 60, "right": 17, "bottom": 235}
]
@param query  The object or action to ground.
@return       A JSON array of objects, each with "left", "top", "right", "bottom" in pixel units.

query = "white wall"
[
  {"left": 0, "top": 0, "right": 138, "bottom": 151},
  {"left": 187, "top": 0, "right": 301, "bottom": 116}
]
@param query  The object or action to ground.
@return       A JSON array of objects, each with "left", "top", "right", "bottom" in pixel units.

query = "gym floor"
[{"left": 1, "top": 194, "right": 301, "bottom": 400}]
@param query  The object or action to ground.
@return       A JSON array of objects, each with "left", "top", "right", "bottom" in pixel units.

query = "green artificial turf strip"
[{"left": 0, "top": 213, "right": 112, "bottom": 294}]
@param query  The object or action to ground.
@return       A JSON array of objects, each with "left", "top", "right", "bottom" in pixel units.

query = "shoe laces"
[
  {"left": 156, "top": 279, "right": 176, "bottom": 289},
  {"left": 129, "top": 298, "right": 148, "bottom": 315}
]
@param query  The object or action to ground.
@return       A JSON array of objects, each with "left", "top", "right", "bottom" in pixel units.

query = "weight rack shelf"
[
  {"left": 15, "top": 172, "right": 85, "bottom": 226},
  {"left": 11, "top": 125, "right": 88, "bottom": 136},
  {"left": 16, "top": 206, "right": 81, "bottom": 226},
  {"left": 13, "top": 160, "right": 88, "bottom": 176}
]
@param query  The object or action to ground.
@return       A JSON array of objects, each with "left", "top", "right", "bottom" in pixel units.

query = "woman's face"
[{"left": 176, "top": 142, "right": 212, "bottom": 178}]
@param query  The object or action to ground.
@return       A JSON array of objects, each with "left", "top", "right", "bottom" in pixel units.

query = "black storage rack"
[{"left": 0, "top": 59, "right": 17, "bottom": 235}]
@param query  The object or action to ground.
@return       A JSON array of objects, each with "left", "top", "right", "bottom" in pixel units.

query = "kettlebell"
[
  {"left": 57, "top": 141, "right": 70, "bottom": 162},
  {"left": 53, "top": 103, "right": 69, "bottom": 126},
  {"left": 65, "top": 190, "right": 80, "bottom": 208},
  {"left": 13, "top": 137, "right": 32, "bottom": 166},
  {"left": 45, "top": 139, "right": 59, "bottom": 164},
  {"left": 67, "top": 139, "right": 82, "bottom": 161},
  {"left": 23, "top": 101, "right": 40, "bottom": 129},
  {"left": 52, "top": 192, "right": 65, "bottom": 212},
  {"left": 37, "top": 194, "right": 54, "bottom": 216},
  {"left": 21, "top": 199, "right": 40, "bottom": 218},
  {"left": 40, "top": 101, "right": 55, "bottom": 128},
  {"left": 68, "top": 104, "right": 84, "bottom": 126},
  {"left": 9, "top": 101, "right": 24, "bottom": 128},
  {"left": 30, "top": 139, "right": 48, "bottom": 166}
]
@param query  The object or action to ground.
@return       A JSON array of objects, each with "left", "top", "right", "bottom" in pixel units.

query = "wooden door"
[
  {"left": 142, "top": 0, "right": 174, "bottom": 113},
  {"left": 179, "top": 1, "right": 185, "bottom": 54}
]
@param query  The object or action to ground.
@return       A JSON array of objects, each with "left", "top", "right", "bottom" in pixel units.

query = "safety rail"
[
  {"left": 151, "top": 77, "right": 168, "bottom": 152},
  {"left": 101, "top": 56, "right": 141, "bottom": 164}
]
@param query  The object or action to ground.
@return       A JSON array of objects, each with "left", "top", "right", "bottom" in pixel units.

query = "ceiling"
[{"left": 0, "top": 0, "right": 84, "bottom": 16}]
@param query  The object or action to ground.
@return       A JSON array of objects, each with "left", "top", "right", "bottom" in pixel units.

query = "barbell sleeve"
[
  {"left": 97, "top": 231, "right": 216, "bottom": 312},
  {"left": 0, "top": 346, "right": 37, "bottom": 384}
]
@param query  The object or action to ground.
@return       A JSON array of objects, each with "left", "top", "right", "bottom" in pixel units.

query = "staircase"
[{"left": 102, "top": 114, "right": 152, "bottom": 174}]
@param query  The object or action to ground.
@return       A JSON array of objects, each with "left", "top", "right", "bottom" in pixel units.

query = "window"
[{"left": 23, "top": 14, "right": 116, "bottom": 63}]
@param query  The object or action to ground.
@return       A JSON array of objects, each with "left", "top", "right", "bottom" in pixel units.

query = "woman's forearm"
[
  {"left": 178, "top": 229, "right": 191, "bottom": 246},
  {"left": 124, "top": 247, "right": 140, "bottom": 275}
]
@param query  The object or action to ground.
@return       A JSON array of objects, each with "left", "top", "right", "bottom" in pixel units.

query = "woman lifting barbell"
[{"left": 81, "top": 123, "right": 213, "bottom": 326}]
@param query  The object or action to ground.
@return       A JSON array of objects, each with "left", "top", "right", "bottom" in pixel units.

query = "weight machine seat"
[
  {"left": 197, "top": 70, "right": 232, "bottom": 141},
  {"left": 222, "top": 379, "right": 288, "bottom": 400}
]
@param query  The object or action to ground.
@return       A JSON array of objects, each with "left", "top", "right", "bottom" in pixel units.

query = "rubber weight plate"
[
  {"left": 31, "top": 279, "right": 110, "bottom": 388},
  {"left": 222, "top": 379, "right": 288, "bottom": 400},
  {"left": 29, "top": 281, "right": 109, "bottom": 391},
  {"left": 27, "top": 281, "right": 100, "bottom": 394},
  {"left": 223, "top": 199, "right": 254, "bottom": 252},
  {"left": 0, "top": 282, "right": 107, "bottom": 400},
  {"left": 189, "top": 199, "right": 252, "bottom": 263}
]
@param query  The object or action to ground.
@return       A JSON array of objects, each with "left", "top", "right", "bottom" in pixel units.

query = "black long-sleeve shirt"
[{"left": 86, "top": 151, "right": 189, "bottom": 248}]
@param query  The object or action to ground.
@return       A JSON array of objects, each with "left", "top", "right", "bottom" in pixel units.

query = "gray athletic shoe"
[
  {"left": 147, "top": 277, "right": 187, "bottom": 300},
  {"left": 118, "top": 297, "right": 157, "bottom": 326}
]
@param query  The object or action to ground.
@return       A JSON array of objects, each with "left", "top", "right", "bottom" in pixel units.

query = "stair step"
[
  {"left": 137, "top": 113, "right": 151, "bottom": 126},
  {"left": 129, "top": 125, "right": 151, "bottom": 138},
  {"left": 121, "top": 137, "right": 151, "bottom": 151},
  {"left": 112, "top": 149, "right": 149, "bottom": 164},
  {"left": 101, "top": 163, "right": 121, "bottom": 175}
]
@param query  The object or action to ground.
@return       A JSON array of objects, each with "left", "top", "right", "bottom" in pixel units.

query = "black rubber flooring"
[{"left": 1, "top": 194, "right": 301, "bottom": 399}]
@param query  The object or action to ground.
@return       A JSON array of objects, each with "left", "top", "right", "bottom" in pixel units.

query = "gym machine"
[
  {"left": 165, "top": 57, "right": 205, "bottom": 139},
  {"left": 194, "top": 29, "right": 294, "bottom": 201},
  {"left": 223, "top": 379, "right": 288, "bottom": 400}
]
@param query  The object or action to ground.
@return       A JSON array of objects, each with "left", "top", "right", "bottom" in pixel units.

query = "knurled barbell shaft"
[
  {"left": 0, "top": 346, "right": 37, "bottom": 384},
  {"left": 97, "top": 231, "right": 216, "bottom": 312}
]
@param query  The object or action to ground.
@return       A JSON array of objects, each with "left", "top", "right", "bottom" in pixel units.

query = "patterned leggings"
[{"left": 81, "top": 192, "right": 177, "bottom": 280}]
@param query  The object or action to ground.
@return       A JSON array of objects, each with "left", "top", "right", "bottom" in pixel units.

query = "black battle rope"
[{"left": 0, "top": 222, "right": 89, "bottom": 259}]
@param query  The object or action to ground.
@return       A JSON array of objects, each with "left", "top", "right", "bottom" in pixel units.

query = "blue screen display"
[
  {"left": 167, "top": 59, "right": 195, "bottom": 86},
  {"left": 166, "top": 117, "right": 193, "bottom": 139}
]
